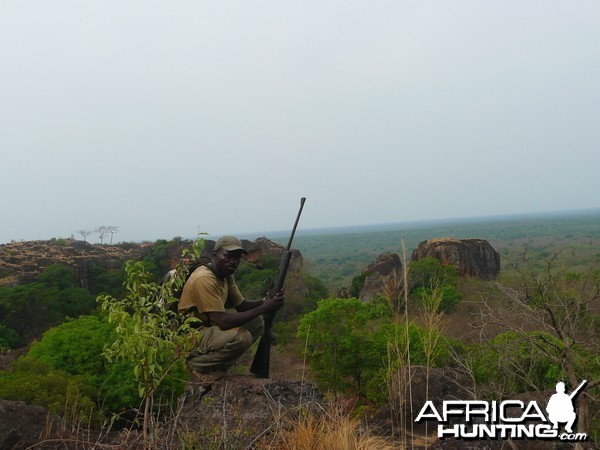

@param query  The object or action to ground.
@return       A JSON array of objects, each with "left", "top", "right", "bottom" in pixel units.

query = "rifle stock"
[{"left": 250, "top": 197, "right": 306, "bottom": 378}]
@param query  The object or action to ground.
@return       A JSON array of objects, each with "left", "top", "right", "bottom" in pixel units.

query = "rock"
[
  {"left": 411, "top": 238, "right": 500, "bottom": 280},
  {"left": 241, "top": 237, "right": 303, "bottom": 273},
  {"left": 0, "top": 239, "right": 151, "bottom": 288},
  {"left": 0, "top": 399, "right": 60, "bottom": 450},
  {"left": 180, "top": 375, "right": 322, "bottom": 448},
  {"left": 0, "top": 237, "right": 305, "bottom": 289},
  {"left": 359, "top": 253, "right": 403, "bottom": 302}
]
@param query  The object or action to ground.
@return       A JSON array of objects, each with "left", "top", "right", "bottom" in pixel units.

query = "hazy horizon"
[{"left": 3, "top": 206, "right": 598, "bottom": 245}]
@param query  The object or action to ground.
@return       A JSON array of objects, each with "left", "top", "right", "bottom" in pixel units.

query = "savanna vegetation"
[{"left": 0, "top": 210, "right": 598, "bottom": 448}]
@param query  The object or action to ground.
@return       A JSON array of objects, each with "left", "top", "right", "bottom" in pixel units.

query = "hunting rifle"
[{"left": 250, "top": 197, "right": 306, "bottom": 378}]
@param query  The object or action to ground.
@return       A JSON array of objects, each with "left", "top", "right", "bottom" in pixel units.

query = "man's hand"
[{"left": 263, "top": 289, "right": 284, "bottom": 314}]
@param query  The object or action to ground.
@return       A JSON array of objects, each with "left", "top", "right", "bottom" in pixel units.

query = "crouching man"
[{"left": 178, "top": 235, "right": 284, "bottom": 382}]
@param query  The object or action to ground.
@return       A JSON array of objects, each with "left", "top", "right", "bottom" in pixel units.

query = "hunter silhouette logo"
[
  {"left": 546, "top": 380, "right": 586, "bottom": 434},
  {"left": 415, "top": 379, "right": 589, "bottom": 441}
]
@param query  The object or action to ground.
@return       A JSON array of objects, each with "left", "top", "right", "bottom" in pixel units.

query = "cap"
[{"left": 214, "top": 235, "right": 248, "bottom": 254}]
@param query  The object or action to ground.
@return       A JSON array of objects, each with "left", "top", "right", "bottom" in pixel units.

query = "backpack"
[{"left": 154, "top": 259, "right": 208, "bottom": 313}]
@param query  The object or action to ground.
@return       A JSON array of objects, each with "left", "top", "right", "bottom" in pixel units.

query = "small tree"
[
  {"left": 298, "top": 297, "right": 390, "bottom": 397},
  {"left": 105, "top": 225, "right": 120, "bottom": 245},
  {"left": 95, "top": 226, "right": 107, "bottom": 245},
  {"left": 97, "top": 239, "right": 204, "bottom": 448},
  {"left": 76, "top": 229, "right": 92, "bottom": 242},
  {"left": 476, "top": 251, "right": 600, "bottom": 434}
]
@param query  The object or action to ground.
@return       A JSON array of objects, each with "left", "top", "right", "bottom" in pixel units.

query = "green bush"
[
  {"left": 0, "top": 265, "right": 96, "bottom": 342},
  {"left": 298, "top": 296, "right": 458, "bottom": 403},
  {"left": 413, "top": 285, "right": 462, "bottom": 312},
  {"left": 0, "top": 357, "right": 99, "bottom": 423},
  {"left": 0, "top": 324, "right": 23, "bottom": 349},
  {"left": 298, "top": 297, "right": 387, "bottom": 398},
  {"left": 409, "top": 257, "right": 461, "bottom": 311},
  {"left": 468, "top": 331, "right": 562, "bottom": 395},
  {"left": 38, "top": 263, "right": 77, "bottom": 289},
  {"left": 26, "top": 314, "right": 187, "bottom": 414}
]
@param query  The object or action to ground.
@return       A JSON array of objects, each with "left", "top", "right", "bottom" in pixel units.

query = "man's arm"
[
  {"left": 208, "top": 291, "right": 284, "bottom": 331},
  {"left": 235, "top": 289, "right": 285, "bottom": 312}
]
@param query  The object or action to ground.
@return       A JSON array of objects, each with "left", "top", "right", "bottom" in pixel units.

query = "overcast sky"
[{"left": 1, "top": 1, "right": 599, "bottom": 244}]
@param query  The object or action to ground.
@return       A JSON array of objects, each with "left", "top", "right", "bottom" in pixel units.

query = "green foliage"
[
  {"left": 383, "top": 320, "right": 456, "bottom": 368},
  {"left": 28, "top": 315, "right": 116, "bottom": 388},
  {"left": 409, "top": 257, "right": 457, "bottom": 289},
  {"left": 235, "top": 261, "right": 276, "bottom": 299},
  {"left": 413, "top": 285, "right": 462, "bottom": 312},
  {"left": 0, "top": 264, "right": 95, "bottom": 343},
  {"left": 409, "top": 257, "right": 461, "bottom": 312},
  {"left": 23, "top": 313, "right": 187, "bottom": 414},
  {"left": 297, "top": 297, "right": 390, "bottom": 399},
  {"left": 0, "top": 323, "right": 22, "bottom": 349},
  {"left": 98, "top": 249, "right": 205, "bottom": 445},
  {"left": 0, "top": 356, "right": 100, "bottom": 423},
  {"left": 140, "top": 237, "right": 190, "bottom": 279},
  {"left": 302, "top": 274, "right": 328, "bottom": 305},
  {"left": 98, "top": 260, "right": 201, "bottom": 402},
  {"left": 298, "top": 296, "right": 457, "bottom": 403},
  {"left": 349, "top": 272, "right": 368, "bottom": 298},
  {"left": 468, "top": 331, "right": 563, "bottom": 395},
  {"left": 0, "top": 280, "right": 94, "bottom": 341},
  {"left": 88, "top": 264, "right": 125, "bottom": 296},
  {"left": 38, "top": 263, "right": 77, "bottom": 289}
]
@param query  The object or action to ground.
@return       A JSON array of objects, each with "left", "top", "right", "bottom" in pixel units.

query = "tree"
[
  {"left": 97, "top": 239, "right": 205, "bottom": 448},
  {"left": 95, "top": 226, "right": 108, "bottom": 245},
  {"left": 409, "top": 257, "right": 462, "bottom": 312},
  {"left": 0, "top": 324, "right": 22, "bottom": 349},
  {"left": 297, "top": 297, "right": 390, "bottom": 397},
  {"left": 76, "top": 229, "right": 92, "bottom": 242},
  {"left": 37, "top": 263, "right": 76, "bottom": 290},
  {"left": 105, "top": 225, "right": 120, "bottom": 245},
  {"left": 476, "top": 251, "right": 600, "bottom": 434}
]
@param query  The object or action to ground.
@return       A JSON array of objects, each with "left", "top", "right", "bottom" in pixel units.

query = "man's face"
[{"left": 213, "top": 248, "right": 243, "bottom": 276}]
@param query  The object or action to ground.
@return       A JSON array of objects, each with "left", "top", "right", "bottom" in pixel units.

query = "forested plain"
[{"left": 0, "top": 209, "right": 599, "bottom": 448}]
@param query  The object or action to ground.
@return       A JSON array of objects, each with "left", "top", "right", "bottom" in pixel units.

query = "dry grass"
[{"left": 262, "top": 403, "right": 395, "bottom": 450}]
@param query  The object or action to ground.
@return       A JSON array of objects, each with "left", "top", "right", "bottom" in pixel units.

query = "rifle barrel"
[{"left": 285, "top": 197, "right": 306, "bottom": 251}]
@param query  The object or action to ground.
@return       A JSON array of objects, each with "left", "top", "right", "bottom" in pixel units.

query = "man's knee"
[{"left": 236, "top": 327, "right": 254, "bottom": 350}]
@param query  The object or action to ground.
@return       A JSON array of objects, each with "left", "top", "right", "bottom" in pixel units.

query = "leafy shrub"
[
  {"left": 468, "top": 331, "right": 563, "bottom": 396},
  {"left": 0, "top": 356, "right": 99, "bottom": 423},
  {"left": 26, "top": 313, "right": 187, "bottom": 414},
  {"left": 349, "top": 272, "right": 368, "bottom": 297},
  {"left": 0, "top": 324, "right": 22, "bottom": 349},
  {"left": 298, "top": 296, "right": 457, "bottom": 403},
  {"left": 409, "top": 257, "right": 457, "bottom": 289},
  {"left": 38, "top": 263, "right": 77, "bottom": 289},
  {"left": 412, "top": 285, "right": 462, "bottom": 312},
  {"left": 409, "top": 257, "right": 461, "bottom": 311}
]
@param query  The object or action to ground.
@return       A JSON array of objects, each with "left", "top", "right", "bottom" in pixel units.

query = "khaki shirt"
[{"left": 178, "top": 265, "right": 244, "bottom": 325}]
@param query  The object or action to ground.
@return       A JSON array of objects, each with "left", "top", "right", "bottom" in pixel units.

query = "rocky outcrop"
[
  {"left": 411, "top": 238, "right": 500, "bottom": 280},
  {"left": 240, "top": 237, "right": 303, "bottom": 273},
  {"left": 359, "top": 253, "right": 403, "bottom": 302},
  {"left": 0, "top": 239, "right": 151, "bottom": 288},
  {"left": 0, "top": 237, "right": 304, "bottom": 289}
]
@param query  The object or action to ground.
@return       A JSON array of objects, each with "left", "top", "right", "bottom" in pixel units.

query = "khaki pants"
[{"left": 187, "top": 316, "right": 264, "bottom": 373}]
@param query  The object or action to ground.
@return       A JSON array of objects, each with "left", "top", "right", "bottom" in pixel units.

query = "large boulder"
[
  {"left": 359, "top": 253, "right": 403, "bottom": 302},
  {"left": 411, "top": 238, "right": 500, "bottom": 280}
]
